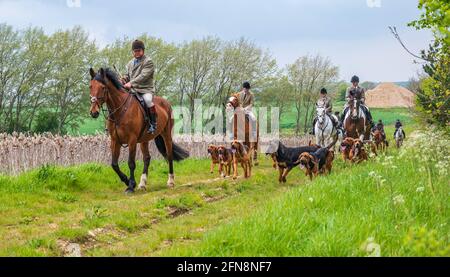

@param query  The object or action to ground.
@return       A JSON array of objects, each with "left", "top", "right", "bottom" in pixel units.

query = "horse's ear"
[
  {"left": 89, "top": 68, "right": 96, "bottom": 80},
  {"left": 99, "top": 68, "right": 106, "bottom": 79}
]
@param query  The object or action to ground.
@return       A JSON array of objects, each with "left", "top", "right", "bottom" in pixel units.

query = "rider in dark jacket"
[
  {"left": 372, "top": 119, "right": 386, "bottom": 140},
  {"left": 394, "top": 119, "right": 406, "bottom": 138}
]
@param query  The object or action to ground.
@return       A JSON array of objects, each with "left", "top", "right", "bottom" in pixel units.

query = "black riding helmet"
[
  {"left": 242, "top": 81, "right": 251, "bottom": 89},
  {"left": 351, "top": 75, "right": 360, "bottom": 83},
  {"left": 132, "top": 39, "right": 145, "bottom": 51},
  {"left": 320, "top": 88, "right": 327, "bottom": 94}
]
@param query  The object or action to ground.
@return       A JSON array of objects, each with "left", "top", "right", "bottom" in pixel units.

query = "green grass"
[
  {"left": 160, "top": 136, "right": 449, "bottom": 257},
  {"left": 1, "top": 118, "right": 447, "bottom": 257},
  {"left": 0, "top": 156, "right": 293, "bottom": 256},
  {"left": 278, "top": 104, "right": 414, "bottom": 135},
  {"left": 164, "top": 151, "right": 450, "bottom": 256},
  {"left": 69, "top": 117, "right": 106, "bottom": 136}
]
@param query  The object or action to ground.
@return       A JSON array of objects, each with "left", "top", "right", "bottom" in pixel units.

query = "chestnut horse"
[
  {"left": 226, "top": 93, "right": 259, "bottom": 166},
  {"left": 372, "top": 129, "right": 388, "bottom": 152},
  {"left": 89, "top": 68, "right": 189, "bottom": 193},
  {"left": 343, "top": 91, "right": 370, "bottom": 141}
]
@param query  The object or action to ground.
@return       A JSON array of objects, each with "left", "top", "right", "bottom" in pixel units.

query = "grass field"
[{"left": 0, "top": 125, "right": 448, "bottom": 257}]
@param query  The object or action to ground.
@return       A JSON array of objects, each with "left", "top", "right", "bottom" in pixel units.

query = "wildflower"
[
  {"left": 308, "top": 197, "right": 314, "bottom": 203},
  {"left": 393, "top": 194, "right": 405, "bottom": 205},
  {"left": 361, "top": 237, "right": 381, "bottom": 257}
]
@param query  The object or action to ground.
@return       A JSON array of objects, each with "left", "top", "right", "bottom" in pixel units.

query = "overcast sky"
[{"left": 0, "top": 0, "right": 432, "bottom": 82}]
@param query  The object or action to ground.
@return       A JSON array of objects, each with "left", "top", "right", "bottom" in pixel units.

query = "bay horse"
[
  {"left": 226, "top": 93, "right": 259, "bottom": 166},
  {"left": 343, "top": 91, "right": 370, "bottom": 141},
  {"left": 89, "top": 68, "right": 189, "bottom": 193}
]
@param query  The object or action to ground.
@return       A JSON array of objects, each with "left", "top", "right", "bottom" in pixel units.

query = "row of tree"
[{"left": 0, "top": 23, "right": 339, "bottom": 135}]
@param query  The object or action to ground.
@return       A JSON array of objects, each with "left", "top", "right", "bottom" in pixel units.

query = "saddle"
[{"left": 131, "top": 93, "right": 149, "bottom": 122}]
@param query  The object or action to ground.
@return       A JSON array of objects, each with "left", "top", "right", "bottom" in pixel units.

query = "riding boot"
[
  {"left": 310, "top": 118, "right": 317, "bottom": 135},
  {"left": 365, "top": 108, "right": 375, "bottom": 128},
  {"left": 147, "top": 106, "right": 157, "bottom": 134}
]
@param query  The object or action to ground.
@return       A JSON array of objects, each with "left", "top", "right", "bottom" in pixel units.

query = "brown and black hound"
[
  {"left": 340, "top": 137, "right": 355, "bottom": 162},
  {"left": 297, "top": 136, "right": 337, "bottom": 180},
  {"left": 230, "top": 140, "right": 252, "bottom": 179},
  {"left": 217, "top": 145, "right": 233, "bottom": 177},
  {"left": 265, "top": 140, "right": 319, "bottom": 183},
  {"left": 207, "top": 144, "right": 219, "bottom": 174},
  {"left": 349, "top": 139, "right": 368, "bottom": 163}
]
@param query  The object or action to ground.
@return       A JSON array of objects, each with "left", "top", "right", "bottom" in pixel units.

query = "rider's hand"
[{"left": 124, "top": 82, "right": 132, "bottom": 89}]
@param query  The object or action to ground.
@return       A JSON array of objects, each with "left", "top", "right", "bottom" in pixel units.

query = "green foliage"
[
  {"left": 409, "top": 0, "right": 450, "bottom": 46},
  {"left": 33, "top": 110, "right": 60, "bottom": 134},
  {"left": 408, "top": 1, "right": 450, "bottom": 126},
  {"left": 415, "top": 41, "right": 450, "bottom": 126}
]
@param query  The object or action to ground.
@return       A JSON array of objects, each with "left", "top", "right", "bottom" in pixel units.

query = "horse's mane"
[{"left": 94, "top": 68, "right": 124, "bottom": 90}]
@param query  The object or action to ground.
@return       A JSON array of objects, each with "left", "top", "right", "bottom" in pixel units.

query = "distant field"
[
  {"left": 72, "top": 104, "right": 415, "bottom": 136},
  {"left": 70, "top": 118, "right": 106, "bottom": 136}
]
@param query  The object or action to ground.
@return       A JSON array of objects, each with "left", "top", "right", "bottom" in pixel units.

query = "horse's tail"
[
  {"left": 154, "top": 104, "right": 189, "bottom": 161},
  {"left": 155, "top": 136, "right": 190, "bottom": 161}
]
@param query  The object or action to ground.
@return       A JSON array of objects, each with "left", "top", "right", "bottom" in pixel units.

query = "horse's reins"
[{"left": 94, "top": 85, "right": 133, "bottom": 148}]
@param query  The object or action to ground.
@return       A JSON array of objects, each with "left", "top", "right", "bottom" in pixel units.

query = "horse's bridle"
[{"left": 91, "top": 84, "right": 131, "bottom": 124}]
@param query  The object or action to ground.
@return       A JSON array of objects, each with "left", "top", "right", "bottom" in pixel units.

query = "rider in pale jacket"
[{"left": 230, "top": 82, "right": 257, "bottom": 141}]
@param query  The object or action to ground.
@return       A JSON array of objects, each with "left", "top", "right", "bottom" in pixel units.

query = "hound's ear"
[{"left": 89, "top": 68, "right": 96, "bottom": 80}]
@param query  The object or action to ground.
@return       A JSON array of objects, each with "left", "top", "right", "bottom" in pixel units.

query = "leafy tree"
[
  {"left": 409, "top": 1, "right": 450, "bottom": 126},
  {"left": 409, "top": 0, "right": 450, "bottom": 46},
  {"left": 33, "top": 110, "right": 59, "bottom": 133}
]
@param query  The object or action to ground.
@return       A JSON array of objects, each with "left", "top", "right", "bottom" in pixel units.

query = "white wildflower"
[
  {"left": 361, "top": 237, "right": 381, "bottom": 257},
  {"left": 416, "top": 186, "right": 425, "bottom": 193},
  {"left": 308, "top": 197, "right": 314, "bottom": 203},
  {"left": 393, "top": 194, "right": 405, "bottom": 205}
]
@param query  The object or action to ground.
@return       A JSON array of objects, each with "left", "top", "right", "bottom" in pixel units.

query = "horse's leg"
[
  {"left": 138, "top": 142, "right": 151, "bottom": 191},
  {"left": 111, "top": 140, "right": 129, "bottom": 187},
  {"left": 161, "top": 131, "right": 175, "bottom": 188},
  {"left": 125, "top": 140, "right": 138, "bottom": 193}
]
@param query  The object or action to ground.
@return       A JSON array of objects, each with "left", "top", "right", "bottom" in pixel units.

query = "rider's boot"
[
  {"left": 310, "top": 118, "right": 317, "bottom": 135},
  {"left": 147, "top": 106, "right": 157, "bottom": 134}
]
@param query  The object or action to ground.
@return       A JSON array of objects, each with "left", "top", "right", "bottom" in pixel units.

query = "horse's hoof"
[
  {"left": 167, "top": 183, "right": 175, "bottom": 188},
  {"left": 124, "top": 188, "right": 134, "bottom": 194},
  {"left": 137, "top": 184, "right": 147, "bottom": 191}
]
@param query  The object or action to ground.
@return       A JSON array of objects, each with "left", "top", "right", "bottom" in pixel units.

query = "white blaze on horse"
[
  {"left": 314, "top": 106, "right": 342, "bottom": 150},
  {"left": 343, "top": 93, "right": 371, "bottom": 141}
]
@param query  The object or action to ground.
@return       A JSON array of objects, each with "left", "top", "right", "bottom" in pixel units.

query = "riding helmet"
[
  {"left": 242, "top": 81, "right": 251, "bottom": 89},
  {"left": 351, "top": 75, "right": 360, "bottom": 83},
  {"left": 132, "top": 39, "right": 145, "bottom": 51},
  {"left": 320, "top": 88, "right": 327, "bottom": 94}
]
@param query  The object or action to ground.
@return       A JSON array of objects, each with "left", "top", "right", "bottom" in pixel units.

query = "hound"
[
  {"left": 230, "top": 140, "right": 252, "bottom": 179},
  {"left": 265, "top": 140, "right": 319, "bottom": 183},
  {"left": 217, "top": 145, "right": 233, "bottom": 177},
  {"left": 207, "top": 144, "right": 219, "bottom": 174}
]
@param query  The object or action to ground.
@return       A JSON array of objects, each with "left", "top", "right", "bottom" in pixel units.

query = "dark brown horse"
[
  {"left": 343, "top": 92, "right": 370, "bottom": 141},
  {"left": 226, "top": 93, "right": 259, "bottom": 166},
  {"left": 89, "top": 68, "right": 189, "bottom": 193}
]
